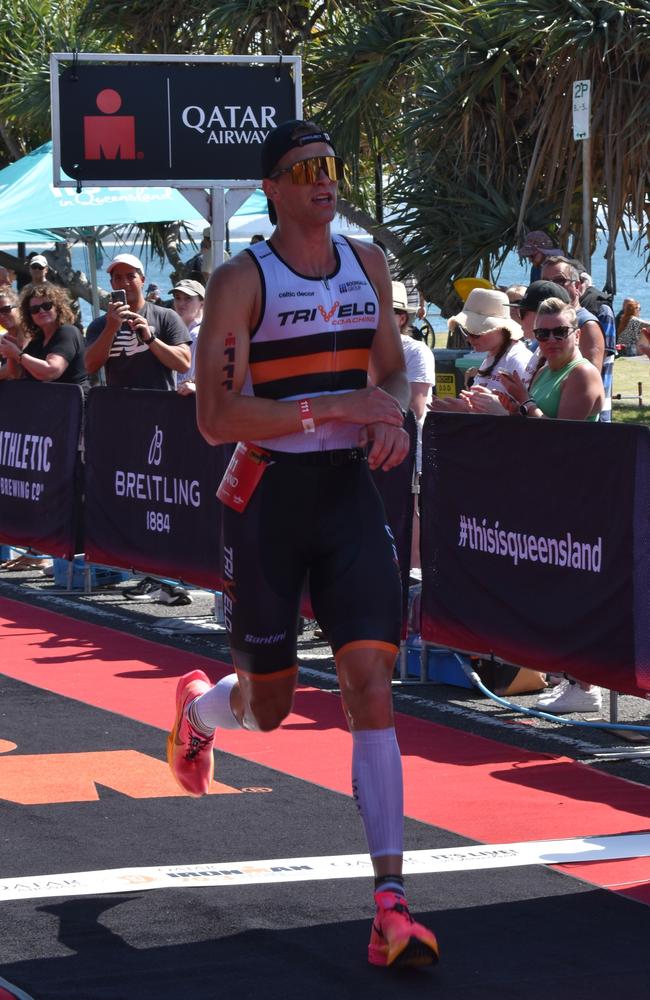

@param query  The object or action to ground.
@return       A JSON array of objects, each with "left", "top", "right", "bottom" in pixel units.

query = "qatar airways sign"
[{"left": 50, "top": 53, "right": 301, "bottom": 187}]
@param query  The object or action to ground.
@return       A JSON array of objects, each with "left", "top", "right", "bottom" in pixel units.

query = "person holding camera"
[
  {"left": 84, "top": 254, "right": 190, "bottom": 390},
  {"left": 84, "top": 254, "right": 193, "bottom": 607}
]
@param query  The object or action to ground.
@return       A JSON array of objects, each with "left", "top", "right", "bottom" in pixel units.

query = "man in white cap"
[
  {"left": 85, "top": 253, "right": 193, "bottom": 608},
  {"left": 24, "top": 252, "right": 82, "bottom": 325},
  {"left": 27, "top": 254, "right": 51, "bottom": 282},
  {"left": 85, "top": 253, "right": 190, "bottom": 390},
  {"left": 24, "top": 253, "right": 68, "bottom": 294}
]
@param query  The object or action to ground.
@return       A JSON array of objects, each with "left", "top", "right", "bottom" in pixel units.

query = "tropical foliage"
[{"left": 0, "top": 0, "right": 648, "bottom": 308}]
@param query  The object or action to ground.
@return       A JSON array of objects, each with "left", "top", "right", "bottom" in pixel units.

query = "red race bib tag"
[{"left": 216, "top": 442, "right": 271, "bottom": 512}]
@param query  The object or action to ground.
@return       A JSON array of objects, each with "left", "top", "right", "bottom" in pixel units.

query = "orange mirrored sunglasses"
[{"left": 269, "top": 155, "right": 344, "bottom": 185}]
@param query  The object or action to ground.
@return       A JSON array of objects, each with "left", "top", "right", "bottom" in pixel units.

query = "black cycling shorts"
[{"left": 222, "top": 451, "right": 402, "bottom": 676}]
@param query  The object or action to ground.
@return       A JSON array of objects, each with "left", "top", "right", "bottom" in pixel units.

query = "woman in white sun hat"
[{"left": 430, "top": 288, "right": 531, "bottom": 412}]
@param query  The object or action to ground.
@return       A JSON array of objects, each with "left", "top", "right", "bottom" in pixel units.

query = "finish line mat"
[{"left": 2, "top": 833, "right": 650, "bottom": 904}]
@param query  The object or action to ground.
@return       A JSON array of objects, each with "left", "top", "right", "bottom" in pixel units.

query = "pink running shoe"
[
  {"left": 167, "top": 670, "right": 215, "bottom": 796},
  {"left": 368, "top": 890, "right": 439, "bottom": 968}
]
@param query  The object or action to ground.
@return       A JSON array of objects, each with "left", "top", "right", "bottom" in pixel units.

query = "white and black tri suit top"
[{"left": 244, "top": 235, "right": 379, "bottom": 453}]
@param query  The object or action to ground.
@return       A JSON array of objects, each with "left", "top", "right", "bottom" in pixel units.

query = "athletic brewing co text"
[{"left": 0, "top": 432, "right": 52, "bottom": 472}]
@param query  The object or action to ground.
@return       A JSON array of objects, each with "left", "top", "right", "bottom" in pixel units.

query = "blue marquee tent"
[
  {"left": 0, "top": 142, "right": 269, "bottom": 240},
  {"left": 0, "top": 142, "right": 207, "bottom": 238}
]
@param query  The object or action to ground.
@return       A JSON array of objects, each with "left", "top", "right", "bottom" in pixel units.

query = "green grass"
[
  {"left": 613, "top": 404, "right": 650, "bottom": 426},
  {"left": 612, "top": 357, "right": 649, "bottom": 426}
]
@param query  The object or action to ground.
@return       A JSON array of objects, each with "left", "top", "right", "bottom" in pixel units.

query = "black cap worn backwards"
[
  {"left": 261, "top": 120, "right": 335, "bottom": 177},
  {"left": 261, "top": 120, "right": 335, "bottom": 224},
  {"left": 515, "top": 280, "right": 571, "bottom": 313}
]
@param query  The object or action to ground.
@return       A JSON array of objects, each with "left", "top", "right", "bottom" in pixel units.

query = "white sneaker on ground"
[
  {"left": 536, "top": 679, "right": 602, "bottom": 714},
  {"left": 536, "top": 677, "right": 570, "bottom": 706}
]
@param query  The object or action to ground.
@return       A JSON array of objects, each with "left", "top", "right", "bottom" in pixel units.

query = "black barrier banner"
[
  {"left": 420, "top": 413, "right": 650, "bottom": 698},
  {"left": 55, "top": 61, "right": 297, "bottom": 184},
  {"left": 371, "top": 410, "right": 417, "bottom": 636},
  {"left": 0, "top": 382, "right": 82, "bottom": 558},
  {"left": 84, "top": 388, "right": 227, "bottom": 589}
]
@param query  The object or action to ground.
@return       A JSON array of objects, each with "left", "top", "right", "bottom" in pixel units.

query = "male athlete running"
[{"left": 168, "top": 119, "right": 439, "bottom": 968}]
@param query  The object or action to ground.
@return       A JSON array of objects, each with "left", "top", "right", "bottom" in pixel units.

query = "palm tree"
[
  {"left": 393, "top": 0, "right": 650, "bottom": 293},
  {"left": 0, "top": 0, "right": 114, "bottom": 163},
  {"left": 2, "top": 0, "right": 647, "bottom": 309},
  {"left": 308, "top": 0, "right": 649, "bottom": 300}
]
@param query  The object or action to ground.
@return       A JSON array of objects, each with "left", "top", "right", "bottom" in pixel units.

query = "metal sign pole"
[
  {"left": 85, "top": 236, "right": 100, "bottom": 319},
  {"left": 582, "top": 136, "right": 592, "bottom": 274},
  {"left": 211, "top": 187, "right": 226, "bottom": 268},
  {"left": 572, "top": 79, "right": 591, "bottom": 272}
]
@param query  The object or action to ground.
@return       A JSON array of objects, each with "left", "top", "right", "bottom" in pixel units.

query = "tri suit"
[{"left": 223, "top": 235, "right": 402, "bottom": 677}]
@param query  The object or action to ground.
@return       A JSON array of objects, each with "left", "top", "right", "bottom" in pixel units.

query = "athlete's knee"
[
  {"left": 233, "top": 661, "right": 298, "bottom": 732},
  {"left": 342, "top": 674, "right": 392, "bottom": 718},
  {"left": 336, "top": 653, "right": 395, "bottom": 729},
  {"left": 246, "top": 693, "right": 293, "bottom": 731}
]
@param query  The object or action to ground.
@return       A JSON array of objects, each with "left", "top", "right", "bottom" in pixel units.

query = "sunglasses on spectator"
[
  {"left": 29, "top": 263, "right": 46, "bottom": 270},
  {"left": 534, "top": 326, "right": 577, "bottom": 341},
  {"left": 545, "top": 275, "right": 573, "bottom": 287},
  {"left": 29, "top": 301, "right": 55, "bottom": 314},
  {"left": 269, "top": 155, "right": 344, "bottom": 185},
  {"left": 0, "top": 305, "right": 15, "bottom": 314},
  {"left": 459, "top": 326, "right": 483, "bottom": 340}
]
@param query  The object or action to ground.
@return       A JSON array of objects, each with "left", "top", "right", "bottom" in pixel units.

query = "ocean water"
[
  {"left": 492, "top": 234, "right": 649, "bottom": 319},
  {"left": 8, "top": 228, "right": 650, "bottom": 330}
]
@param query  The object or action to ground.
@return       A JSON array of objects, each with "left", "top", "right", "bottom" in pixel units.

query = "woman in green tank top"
[{"left": 465, "top": 298, "right": 604, "bottom": 421}]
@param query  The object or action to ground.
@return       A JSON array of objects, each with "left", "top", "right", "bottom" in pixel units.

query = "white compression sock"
[
  {"left": 190, "top": 673, "right": 242, "bottom": 732},
  {"left": 351, "top": 727, "right": 404, "bottom": 859}
]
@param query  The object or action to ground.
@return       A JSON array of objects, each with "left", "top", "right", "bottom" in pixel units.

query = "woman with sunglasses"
[
  {"left": 0, "top": 282, "right": 89, "bottom": 395},
  {"left": 0, "top": 288, "right": 26, "bottom": 381},
  {"left": 468, "top": 298, "right": 603, "bottom": 421}
]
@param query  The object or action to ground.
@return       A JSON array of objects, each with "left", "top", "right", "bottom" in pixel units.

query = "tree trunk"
[{"left": 0, "top": 121, "right": 21, "bottom": 161}]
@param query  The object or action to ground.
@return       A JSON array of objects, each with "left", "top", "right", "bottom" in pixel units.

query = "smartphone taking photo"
[{"left": 109, "top": 289, "right": 131, "bottom": 332}]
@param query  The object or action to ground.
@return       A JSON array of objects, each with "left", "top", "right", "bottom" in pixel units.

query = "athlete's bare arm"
[
  {"left": 353, "top": 240, "right": 410, "bottom": 409},
  {"left": 195, "top": 252, "right": 405, "bottom": 447},
  {"left": 351, "top": 240, "right": 411, "bottom": 470}
]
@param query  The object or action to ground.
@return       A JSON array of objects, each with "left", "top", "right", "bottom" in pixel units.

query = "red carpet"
[{"left": 1, "top": 596, "right": 649, "bottom": 901}]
